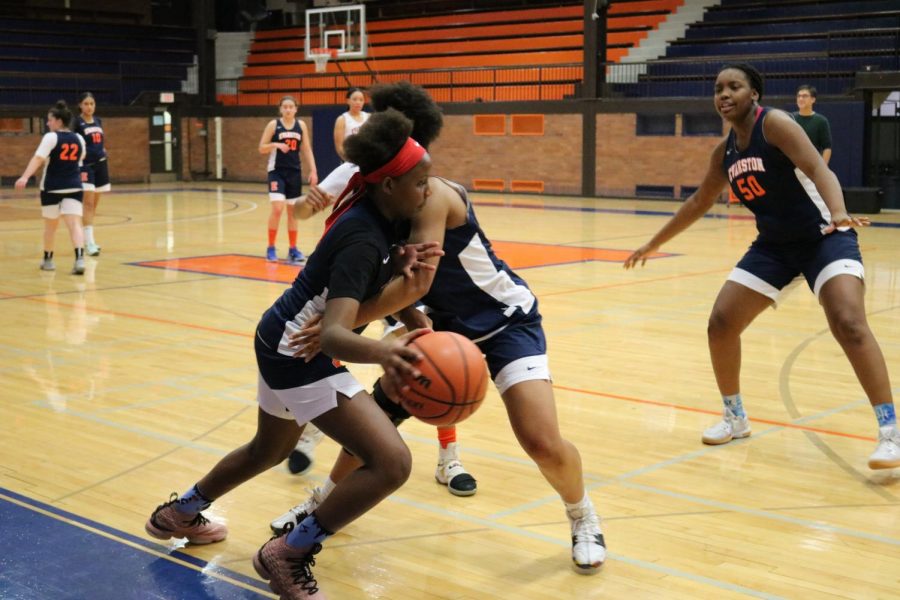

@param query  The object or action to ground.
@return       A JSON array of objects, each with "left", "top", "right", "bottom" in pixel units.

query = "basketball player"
[
  {"left": 74, "top": 92, "right": 110, "bottom": 256},
  {"left": 289, "top": 85, "right": 479, "bottom": 498},
  {"left": 145, "top": 110, "right": 444, "bottom": 599},
  {"left": 333, "top": 87, "right": 369, "bottom": 160},
  {"left": 625, "top": 63, "right": 899, "bottom": 469},
  {"left": 15, "top": 100, "right": 86, "bottom": 275},
  {"left": 272, "top": 82, "right": 606, "bottom": 575},
  {"left": 259, "top": 95, "right": 317, "bottom": 264},
  {"left": 283, "top": 87, "right": 372, "bottom": 478}
]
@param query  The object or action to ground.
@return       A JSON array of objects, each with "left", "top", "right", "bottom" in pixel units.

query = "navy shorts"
[
  {"left": 81, "top": 159, "right": 110, "bottom": 191},
  {"left": 41, "top": 190, "right": 83, "bottom": 206},
  {"left": 729, "top": 229, "right": 864, "bottom": 302},
  {"left": 267, "top": 169, "right": 302, "bottom": 202}
]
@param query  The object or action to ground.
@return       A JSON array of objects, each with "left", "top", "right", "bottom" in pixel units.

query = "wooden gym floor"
[{"left": 1, "top": 182, "right": 899, "bottom": 599}]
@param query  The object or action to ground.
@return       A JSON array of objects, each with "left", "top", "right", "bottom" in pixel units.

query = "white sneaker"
[
  {"left": 86, "top": 241, "right": 101, "bottom": 256},
  {"left": 40, "top": 258, "right": 55, "bottom": 271},
  {"left": 287, "top": 424, "right": 325, "bottom": 475},
  {"left": 270, "top": 486, "right": 329, "bottom": 535},
  {"left": 568, "top": 501, "right": 606, "bottom": 574},
  {"left": 702, "top": 409, "right": 751, "bottom": 445},
  {"left": 435, "top": 442, "right": 477, "bottom": 497},
  {"left": 868, "top": 427, "right": 900, "bottom": 470},
  {"left": 72, "top": 257, "right": 85, "bottom": 275}
]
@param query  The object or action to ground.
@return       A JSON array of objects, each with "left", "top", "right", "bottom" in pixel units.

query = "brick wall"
[
  {"left": 0, "top": 116, "right": 149, "bottom": 184},
  {"left": 219, "top": 116, "right": 315, "bottom": 183},
  {"left": 597, "top": 113, "right": 725, "bottom": 198},
  {"left": 1, "top": 110, "right": 726, "bottom": 197},
  {"left": 431, "top": 114, "right": 583, "bottom": 195},
  {"left": 104, "top": 117, "right": 150, "bottom": 183}
]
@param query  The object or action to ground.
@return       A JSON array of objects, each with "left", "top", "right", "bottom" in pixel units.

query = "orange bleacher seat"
[{"left": 236, "top": 2, "right": 680, "bottom": 105}]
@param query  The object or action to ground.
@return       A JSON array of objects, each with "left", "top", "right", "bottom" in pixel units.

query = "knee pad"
[{"left": 373, "top": 378, "right": 411, "bottom": 427}]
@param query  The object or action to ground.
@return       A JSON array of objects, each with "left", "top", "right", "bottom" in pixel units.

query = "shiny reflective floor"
[{"left": 2, "top": 183, "right": 899, "bottom": 599}]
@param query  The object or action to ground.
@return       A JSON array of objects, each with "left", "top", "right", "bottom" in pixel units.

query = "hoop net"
[{"left": 310, "top": 48, "right": 335, "bottom": 73}]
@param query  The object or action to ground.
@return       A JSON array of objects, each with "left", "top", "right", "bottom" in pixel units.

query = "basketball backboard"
[{"left": 304, "top": 4, "right": 366, "bottom": 62}]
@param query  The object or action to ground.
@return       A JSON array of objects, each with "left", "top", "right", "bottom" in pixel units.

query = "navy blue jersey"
[
  {"left": 723, "top": 107, "right": 830, "bottom": 244},
  {"left": 36, "top": 131, "right": 84, "bottom": 192},
  {"left": 74, "top": 116, "right": 107, "bottom": 164},
  {"left": 421, "top": 179, "right": 537, "bottom": 341},
  {"left": 267, "top": 118, "right": 302, "bottom": 172},
  {"left": 256, "top": 198, "right": 403, "bottom": 388}
]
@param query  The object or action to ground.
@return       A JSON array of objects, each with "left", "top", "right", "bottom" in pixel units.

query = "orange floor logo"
[{"left": 133, "top": 243, "right": 673, "bottom": 283}]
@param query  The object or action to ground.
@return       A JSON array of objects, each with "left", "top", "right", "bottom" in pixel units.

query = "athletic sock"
[
  {"left": 84, "top": 225, "right": 94, "bottom": 245},
  {"left": 874, "top": 403, "right": 897, "bottom": 433},
  {"left": 285, "top": 512, "right": 333, "bottom": 549},
  {"left": 268, "top": 228, "right": 277, "bottom": 246},
  {"left": 437, "top": 426, "right": 457, "bottom": 449},
  {"left": 175, "top": 484, "right": 213, "bottom": 515},
  {"left": 288, "top": 230, "right": 298, "bottom": 248},
  {"left": 723, "top": 393, "right": 745, "bottom": 418}
]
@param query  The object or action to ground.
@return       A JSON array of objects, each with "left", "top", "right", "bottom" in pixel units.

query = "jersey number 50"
[{"left": 735, "top": 175, "right": 766, "bottom": 201}]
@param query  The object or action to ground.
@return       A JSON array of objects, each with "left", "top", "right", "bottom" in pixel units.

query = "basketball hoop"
[{"left": 310, "top": 48, "right": 335, "bottom": 73}]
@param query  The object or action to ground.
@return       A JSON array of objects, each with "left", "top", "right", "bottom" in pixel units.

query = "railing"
[{"left": 216, "top": 62, "right": 583, "bottom": 104}]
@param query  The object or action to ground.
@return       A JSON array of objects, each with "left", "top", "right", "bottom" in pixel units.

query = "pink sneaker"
[
  {"left": 253, "top": 536, "right": 325, "bottom": 599},
  {"left": 144, "top": 493, "right": 227, "bottom": 544}
]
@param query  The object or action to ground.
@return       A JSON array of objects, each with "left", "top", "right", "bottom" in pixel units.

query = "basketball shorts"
[
  {"left": 40, "top": 191, "right": 83, "bottom": 219},
  {"left": 268, "top": 169, "right": 302, "bottom": 203},
  {"left": 476, "top": 311, "right": 550, "bottom": 395},
  {"left": 728, "top": 229, "right": 864, "bottom": 304},
  {"left": 80, "top": 159, "right": 111, "bottom": 192},
  {"left": 255, "top": 331, "right": 365, "bottom": 424}
]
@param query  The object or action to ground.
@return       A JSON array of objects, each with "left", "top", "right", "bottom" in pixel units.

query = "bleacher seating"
[
  {"left": 611, "top": 0, "right": 900, "bottom": 98},
  {"left": 0, "top": 17, "right": 195, "bottom": 106},
  {"left": 219, "top": 0, "right": 685, "bottom": 105}
]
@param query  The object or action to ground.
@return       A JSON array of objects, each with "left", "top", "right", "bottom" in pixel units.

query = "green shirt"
[{"left": 792, "top": 112, "right": 832, "bottom": 154}]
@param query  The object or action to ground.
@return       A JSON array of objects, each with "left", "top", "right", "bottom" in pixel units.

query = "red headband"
[
  {"left": 323, "top": 137, "right": 427, "bottom": 236},
  {"left": 361, "top": 137, "right": 426, "bottom": 183}
]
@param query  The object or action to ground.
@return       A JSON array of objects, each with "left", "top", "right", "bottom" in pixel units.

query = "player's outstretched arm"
[{"left": 624, "top": 140, "right": 729, "bottom": 269}]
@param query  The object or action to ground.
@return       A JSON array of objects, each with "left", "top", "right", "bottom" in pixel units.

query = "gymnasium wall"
[
  {"left": 1, "top": 99, "right": 865, "bottom": 196},
  {"left": 0, "top": 117, "right": 150, "bottom": 184},
  {"left": 596, "top": 113, "right": 724, "bottom": 199},
  {"left": 431, "top": 114, "right": 583, "bottom": 196}
]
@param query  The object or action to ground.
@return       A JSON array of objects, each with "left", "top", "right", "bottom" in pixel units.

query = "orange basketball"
[{"left": 398, "top": 331, "right": 488, "bottom": 426}]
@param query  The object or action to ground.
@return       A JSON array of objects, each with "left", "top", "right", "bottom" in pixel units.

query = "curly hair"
[
  {"left": 343, "top": 108, "right": 414, "bottom": 175},
  {"left": 368, "top": 81, "right": 443, "bottom": 149}
]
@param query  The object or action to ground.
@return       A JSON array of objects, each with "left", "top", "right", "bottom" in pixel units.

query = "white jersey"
[
  {"left": 340, "top": 111, "right": 369, "bottom": 142},
  {"left": 319, "top": 161, "right": 359, "bottom": 198}
]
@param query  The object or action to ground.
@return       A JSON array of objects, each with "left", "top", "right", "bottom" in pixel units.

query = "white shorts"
[
  {"left": 84, "top": 183, "right": 111, "bottom": 193},
  {"left": 257, "top": 371, "right": 365, "bottom": 425},
  {"left": 269, "top": 194, "right": 299, "bottom": 204},
  {"left": 42, "top": 197, "right": 84, "bottom": 219},
  {"left": 493, "top": 354, "right": 551, "bottom": 396}
]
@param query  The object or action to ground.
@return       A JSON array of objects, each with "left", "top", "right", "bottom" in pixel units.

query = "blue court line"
[{"left": 0, "top": 488, "right": 271, "bottom": 599}]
